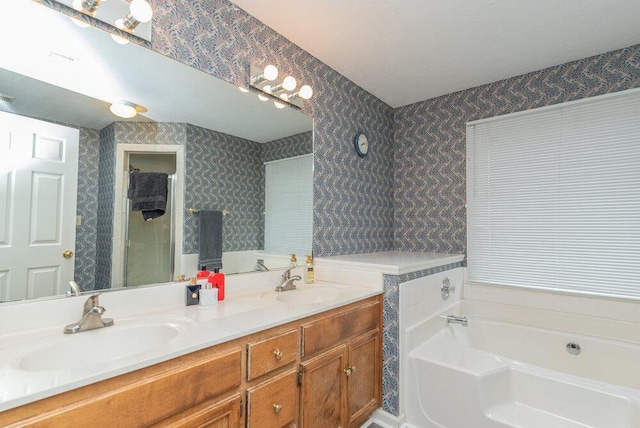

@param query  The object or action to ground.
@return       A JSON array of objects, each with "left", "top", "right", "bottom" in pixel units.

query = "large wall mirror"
[{"left": 0, "top": 1, "right": 313, "bottom": 303}]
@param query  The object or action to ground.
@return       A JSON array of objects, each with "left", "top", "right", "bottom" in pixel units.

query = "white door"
[{"left": 0, "top": 111, "right": 79, "bottom": 301}]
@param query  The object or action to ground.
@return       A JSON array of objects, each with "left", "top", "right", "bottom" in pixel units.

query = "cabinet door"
[
  {"left": 300, "top": 344, "right": 348, "bottom": 428},
  {"left": 152, "top": 393, "right": 242, "bottom": 428},
  {"left": 347, "top": 329, "right": 381, "bottom": 428}
]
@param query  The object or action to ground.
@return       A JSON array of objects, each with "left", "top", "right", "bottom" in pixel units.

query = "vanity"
[{"left": 0, "top": 267, "right": 382, "bottom": 427}]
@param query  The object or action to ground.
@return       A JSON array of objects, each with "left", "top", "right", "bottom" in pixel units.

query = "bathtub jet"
[{"left": 441, "top": 314, "right": 468, "bottom": 327}]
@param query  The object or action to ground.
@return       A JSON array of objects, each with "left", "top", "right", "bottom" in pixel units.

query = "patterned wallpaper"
[
  {"left": 262, "top": 131, "right": 313, "bottom": 163},
  {"left": 393, "top": 45, "right": 640, "bottom": 255}
]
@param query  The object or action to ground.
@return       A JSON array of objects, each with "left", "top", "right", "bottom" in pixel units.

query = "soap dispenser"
[
  {"left": 289, "top": 253, "right": 297, "bottom": 269},
  {"left": 305, "top": 255, "right": 314, "bottom": 284},
  {"left": 196, "top": 265, "right": 210, "bottom": 287}
]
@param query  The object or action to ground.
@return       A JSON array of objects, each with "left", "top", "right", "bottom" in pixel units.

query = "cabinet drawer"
[
  {"left": 301, "top": 300, "right": 380, "bottom": 358},
  {"left": 247, "top": 329, "right": 298, "bottom": 380},
  {"left": 247, "top": 369, "right": 298, "bottom": 428}
]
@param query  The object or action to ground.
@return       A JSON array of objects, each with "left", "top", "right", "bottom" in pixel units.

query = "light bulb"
[
  {"left": 263, "top": 85, "right": 272, "bottom": 93},
  {"left": 129, "top": 0, "right": 153, "bottom": 23},
  {"left": 263, "top": 65, "right": 278, "bottom": 81},
  {"left": 280, "top": 93, "right": 288, "bottom": 100},
  {"left": 274, "top": 101, "right": 286, "bottom": 109},
  {"left": 299, "top": 85, "right": 313, "bottom": 100},
  {"left": 282, "top": 76, "right": 297, "bottom": 91},
  {"left": 111, "top": 33, "right": 130, "bottom": 45},
  {"left": 238, "top": 86, "right": 249, "bottom": 93},
  {"left": 258, "top": 94, "right": 268, "bottom": 102},
  {"left": 110, "top": 101, "right": 137, "bottom": 118},
  {"left": 70, "top": 17, "right": 90, "bottom": 28}
]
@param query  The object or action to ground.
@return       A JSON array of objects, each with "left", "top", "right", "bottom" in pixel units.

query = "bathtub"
[{"left": 403, "top": 302, "right": 640, "bottom": 428}]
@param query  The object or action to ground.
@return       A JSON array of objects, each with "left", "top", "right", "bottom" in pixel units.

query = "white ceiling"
[{"left": 229, "top": 0, "right": 640, "bottom": 108}]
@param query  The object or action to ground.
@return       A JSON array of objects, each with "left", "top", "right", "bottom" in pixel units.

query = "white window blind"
[
  {"left": 467, "top": 89, "right": 640, "bottom": 300},
  {"left": 264, "top": 154, "right": 313, "bottom": 255}
]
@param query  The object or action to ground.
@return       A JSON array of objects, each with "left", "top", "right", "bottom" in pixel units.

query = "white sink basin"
[
  {"left": 263, "top": 285, "right": 346, "bottom": 305},
  {"left": 12, "top": 317, "right": 194, "bottom": 372}
]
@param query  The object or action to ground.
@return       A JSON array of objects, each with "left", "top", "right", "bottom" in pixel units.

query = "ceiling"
[{"left": 229, "top": 0, "right": 640, "bottom": 108}]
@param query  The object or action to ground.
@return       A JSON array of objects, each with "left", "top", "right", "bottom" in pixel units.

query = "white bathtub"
[{"left": 403, "top": 303, "right": 640, "bottom": 428}]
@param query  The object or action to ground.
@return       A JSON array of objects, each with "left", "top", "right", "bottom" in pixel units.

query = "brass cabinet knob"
[
  {"left": 273, "top": 403, "right": 282, "bottom": 414},
  {"left": 273, "top": 349, "right": 283, "bottom": 360},
  {"left": 344, "top": 366, "right": 356, "bottom": 376},
  {"left": 63, "top": 250, "right": 74, "bottom": 259}
]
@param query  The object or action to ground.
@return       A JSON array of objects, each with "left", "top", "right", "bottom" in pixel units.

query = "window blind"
[
  {"left": 264, "top": 154, "right": 313, "bottom": 255},
  {"left": 466, "top": 89, "right": 640, "bottom": 299}
]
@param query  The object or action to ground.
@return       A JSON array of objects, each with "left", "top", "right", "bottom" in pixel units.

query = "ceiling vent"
[{"left": 0, "top": 93, "right": 15, "bottom": 103}]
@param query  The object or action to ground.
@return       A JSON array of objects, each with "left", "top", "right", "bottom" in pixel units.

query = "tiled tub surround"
[
  {"left": 0, "top": 266, "right": 382, "bottom": 412},
  {"left": 315, "top": 252, "right": 464, "bottom": 419}
]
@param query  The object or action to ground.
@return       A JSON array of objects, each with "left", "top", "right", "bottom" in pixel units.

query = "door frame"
[{"left": 112, "top": 144, "right": 184, "bottom": 288}]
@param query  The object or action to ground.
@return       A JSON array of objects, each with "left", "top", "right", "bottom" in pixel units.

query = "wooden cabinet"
[
  {"left": 299, "top": 299, "right": 381, "bottom": 428},
  {"left": 247, "top": 329, "right": 298, "bottom": 381},
  {"left": 0, "top": 296, "right": 381, "bottom": 428},
  {"left": 152, "top": 394, "right": 243, "bottom": 428},
  {"left": 247, "top": 369, "right": 298, "bottom": 427}
]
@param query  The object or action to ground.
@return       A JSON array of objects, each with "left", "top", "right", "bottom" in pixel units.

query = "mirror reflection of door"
[
  {"left": 0, "top": 111, "right": 79, "bottom": 301},
  {"left": 124, "top": 153, "right": 176, "bottom": 287}
]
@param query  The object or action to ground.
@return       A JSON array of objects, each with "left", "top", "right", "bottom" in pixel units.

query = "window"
[
  {"left": 264, "top": 154, "right": 313, "bottom": 255},
  {"left": 466, "top": 89, "right": 640, "bottom": 299}
]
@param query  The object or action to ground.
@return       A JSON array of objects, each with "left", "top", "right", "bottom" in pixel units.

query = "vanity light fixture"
[
  {"left": 110, "top": 100, "right": 147, "bottom": 119},
  {"left": 251, "top": 64, "right": 279, "bottom": 86},
  {"left": 115, "top": 0, "right": 153, "bottom": 33},
  {"left": 249, "top": 63, "right": 312, "bottom": 108},
  {"left": 72, "top": 0, "right": 103, "bottom": 16}
]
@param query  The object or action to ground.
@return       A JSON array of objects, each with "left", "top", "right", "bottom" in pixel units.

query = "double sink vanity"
[{"left": 0, "top": 265, "right": 383, "bottom": 427}]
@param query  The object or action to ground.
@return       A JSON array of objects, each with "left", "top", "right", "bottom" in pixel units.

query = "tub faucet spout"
[{"left": 442, "top": 314, "right": 468, "bottom": 327}]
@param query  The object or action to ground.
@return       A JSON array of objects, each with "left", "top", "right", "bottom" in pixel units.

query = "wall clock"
[{"left": 354, "top": 131, "right": 369, "bottom": 157}]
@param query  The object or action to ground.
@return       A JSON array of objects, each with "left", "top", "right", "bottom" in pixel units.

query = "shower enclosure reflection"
[{"left": 125, "top": 153, "right": 176, "bottom": 287}]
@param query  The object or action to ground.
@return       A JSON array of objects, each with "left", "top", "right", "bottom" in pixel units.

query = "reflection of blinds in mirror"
[{"left": 264, "top": 154, "right": 313, "bottom": 255}]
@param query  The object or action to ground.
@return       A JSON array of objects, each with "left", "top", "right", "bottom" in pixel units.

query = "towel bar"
[{"left": 188, "top": 208, "right": 229, "bottom": 216}]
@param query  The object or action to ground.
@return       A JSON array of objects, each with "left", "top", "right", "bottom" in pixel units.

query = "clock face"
[{"left": 354, "top": 132, "right": 369, "bottom": 157}]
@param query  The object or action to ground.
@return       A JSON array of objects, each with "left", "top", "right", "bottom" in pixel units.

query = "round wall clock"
[{"left": 354, "top": 131, "right": 369, "bottom": 157}]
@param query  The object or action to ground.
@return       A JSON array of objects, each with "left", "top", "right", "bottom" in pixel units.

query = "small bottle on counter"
[
  {"left": 208, "top": 268, "right": 225, "bottom": 301},
  {"left": 289, "top": 253, "right": 297, "bottom": 269},
  {"left": 196, "top": 265, "right": 210, "bottom": 287},
  {"left": 305, "top": 255, "right": 314, "bottom": 284}
]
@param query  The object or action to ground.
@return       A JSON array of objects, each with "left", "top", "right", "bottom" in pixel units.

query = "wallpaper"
[{"left": 393, "top": 45, "right": 640, "bottom": 255}]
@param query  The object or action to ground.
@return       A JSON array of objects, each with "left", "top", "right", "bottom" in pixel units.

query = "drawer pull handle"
[
  {"left": 273, "top": 403, "right": 282, "bottom": 414},
  {"left": 274, "top": 349, "right": 283, "bottom": 360},
  {"left": 344, "top": 366, "right": 356, "bottom": 376}
]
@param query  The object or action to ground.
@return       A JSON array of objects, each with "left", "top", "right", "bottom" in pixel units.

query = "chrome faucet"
[
  {"left": 441, "top": 314, "right": 468, "bottom": 327},
  {"left": 66, "top": 280, "right": 82, "bottom": 297},
  {"left": 275, "top": 267, "right": 301, "bottom": 292},
  {"left": 64, "top": 293, "right": 114, "bottom": 334}
]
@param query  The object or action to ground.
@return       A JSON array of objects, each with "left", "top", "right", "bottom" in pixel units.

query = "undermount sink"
[
  {"left": 264, "top": 285, "right": 346, "bottom": 305},
  {"left": 11, "top": 317, "right": 194, "bottom": 372}
]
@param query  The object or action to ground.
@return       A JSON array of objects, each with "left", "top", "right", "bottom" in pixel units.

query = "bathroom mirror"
[{"left": 0, "top": 1, "right": 313, "bottom": 302}]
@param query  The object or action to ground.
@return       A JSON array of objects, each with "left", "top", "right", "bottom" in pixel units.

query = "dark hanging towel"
[
  {"left": 198, "top": 210, "right": 223, "bottom": 270},
  {"left": 127, "top": 172, "right": 168, "bottom": 221}
]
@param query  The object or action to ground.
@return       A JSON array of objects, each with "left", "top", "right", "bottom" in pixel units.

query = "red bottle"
[
  {"left": 208, "top": 268, "right": 225, "bottom": 301},
  {"left": 196, "top": 266, "right": 210, "bottom": 280}
]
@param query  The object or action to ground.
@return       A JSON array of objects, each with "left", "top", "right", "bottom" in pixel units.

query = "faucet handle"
[{"left": 83, "top": 293, "right": 102, "bottom": 314}]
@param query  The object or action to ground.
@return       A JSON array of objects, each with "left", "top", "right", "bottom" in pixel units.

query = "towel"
[
  {"left": 127, "top": 172, "right": 168, "bottom": 221},
  {"left": 198, "top": 210, "right": 223, "bottom": 270}
]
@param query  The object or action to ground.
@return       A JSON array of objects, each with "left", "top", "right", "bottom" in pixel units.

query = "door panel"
[{"left": 0, "top": 111, "right": 79, "bottom": 301}]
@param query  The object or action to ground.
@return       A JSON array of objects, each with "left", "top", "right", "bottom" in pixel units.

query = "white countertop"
[
  {"left": 0, "top": 272, "right": 381, "bottom": 412},
  {"left": 315, "top": 251, "right": 464, "bottom": 275}
]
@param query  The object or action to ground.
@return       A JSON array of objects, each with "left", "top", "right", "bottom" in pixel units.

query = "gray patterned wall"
[
  {"left": 74, "top": 127, "right": 100, "bottom": 291},
  {"left": 262, "top": 131, "right": 313, "bottom": 163},
  {"left": 95, "top": 123, "right": 116, "bottom": 289},
  {"left": 184, "top": 124, "right": 263, "bottom": 254},
  {"left": 393, "top": 45, "right": 640, "bottom": 255}
]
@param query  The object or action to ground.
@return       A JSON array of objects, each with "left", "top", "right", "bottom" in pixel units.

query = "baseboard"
[{"left": 366, "top": 408, "right": 406, "bottom": 428}]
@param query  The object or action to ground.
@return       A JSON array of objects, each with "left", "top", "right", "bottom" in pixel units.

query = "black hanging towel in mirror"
[{"left": 127, "top": 172, "right": 168, "bottom": 221}]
